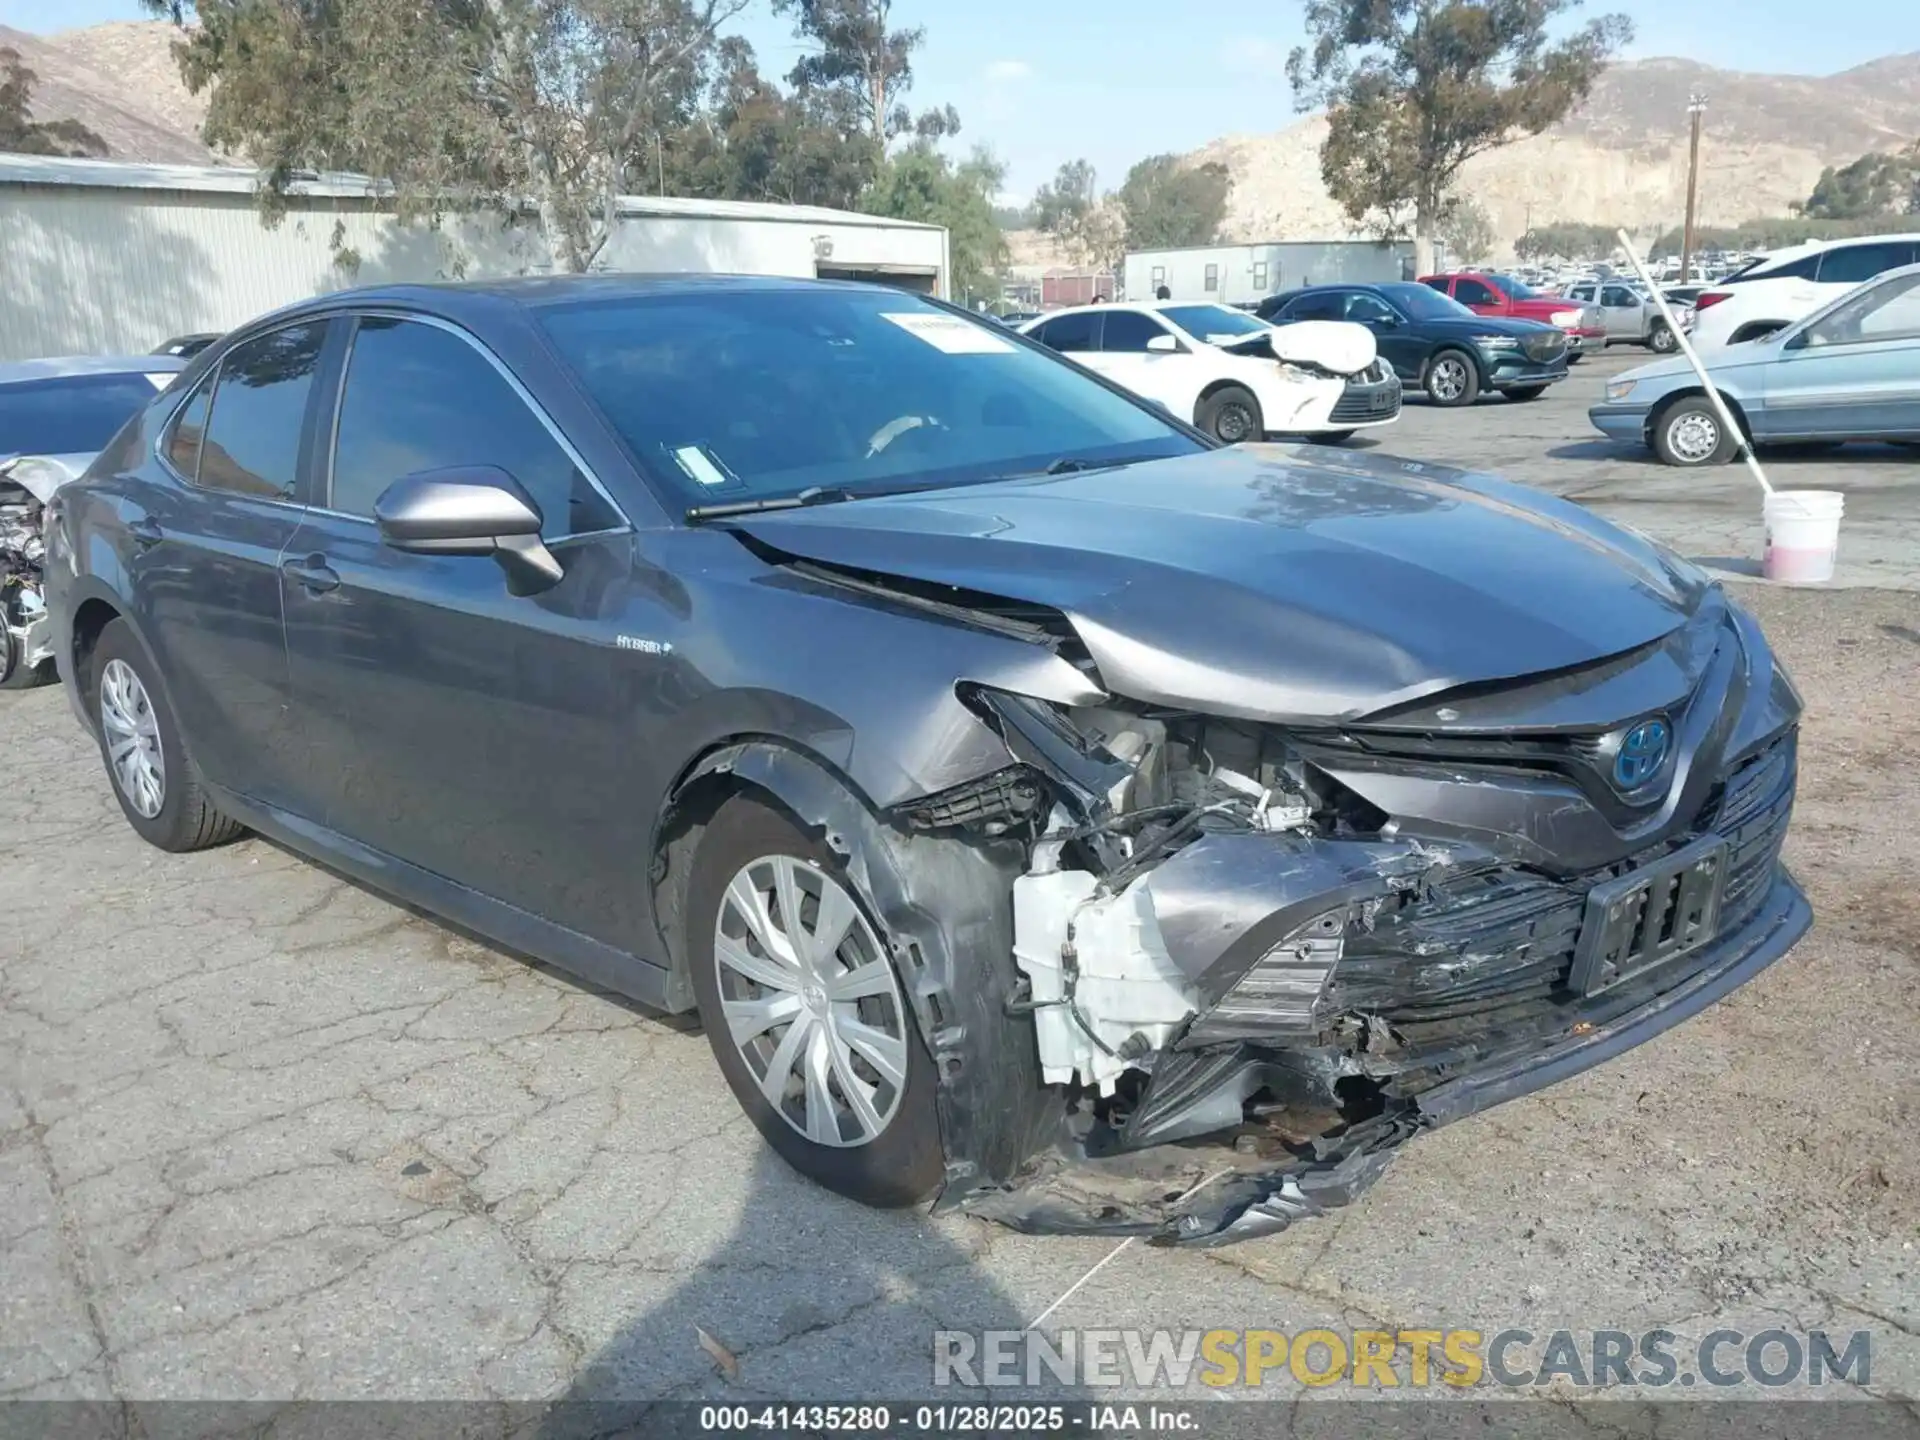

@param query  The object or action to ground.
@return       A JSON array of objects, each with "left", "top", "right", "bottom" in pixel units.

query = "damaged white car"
[
  {"left": 1020, "top": 301, "right": 1401, "bottom": 444},
  {"left": 2, "top": 356, "right": 183, "bottom": 688}
]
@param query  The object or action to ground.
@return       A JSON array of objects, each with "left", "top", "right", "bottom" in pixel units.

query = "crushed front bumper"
[{"left": 965, "top": 866, "right": 1810, "bottom": 1247}]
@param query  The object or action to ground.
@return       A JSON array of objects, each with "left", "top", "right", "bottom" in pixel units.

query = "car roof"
[
  {"left": 1753, "top": 231, "right": 1920, "bottom": 265},
  {"left": 0, "top": 354, "right": 186, "bottom": 385},
  {"left": 1034, "top": 299, "right": 1251, "bottom": 320}
]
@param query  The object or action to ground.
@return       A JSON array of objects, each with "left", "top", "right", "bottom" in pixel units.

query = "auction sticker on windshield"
[{"left": 882, "top": 312, "right": 1017, "bottom": 354}]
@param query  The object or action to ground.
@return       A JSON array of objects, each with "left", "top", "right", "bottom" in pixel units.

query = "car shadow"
[
  {"left": 1691, "top": 555, "right": 1764, "bottom": 579},
  {"left": 1548, "top": 440, "right": 1646, "bottom": 462},
  {"left": 535, "top": 1149, "right": 1084, "bottom": 1432}
]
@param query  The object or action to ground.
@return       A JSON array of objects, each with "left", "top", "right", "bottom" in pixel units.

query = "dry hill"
[
  {"left": 1196, "top": 54, "right": 1920, "bottom": 257},
  {"left": 1, "top": 20, "right": 215, "bottom": 165}
]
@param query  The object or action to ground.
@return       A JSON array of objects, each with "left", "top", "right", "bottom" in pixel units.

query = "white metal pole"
[{"left": 1613, "top": 228, "right": 1772, "bottom": 497}]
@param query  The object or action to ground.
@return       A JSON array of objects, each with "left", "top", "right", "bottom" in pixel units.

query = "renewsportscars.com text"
[{"left": 933, "top": 1327, "right": 1871, "bottom": 1390}]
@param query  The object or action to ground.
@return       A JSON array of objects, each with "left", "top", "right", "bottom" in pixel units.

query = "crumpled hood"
[
  {"left": 0, "top": 454, "right": 90, "bottom": 504},
  {"left": 732, "top": 446, "right": 1709, "bottom": 721}
]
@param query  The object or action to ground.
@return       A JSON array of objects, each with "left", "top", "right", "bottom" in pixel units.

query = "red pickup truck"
[{"left": 1418, "top": 272, "right": 1606, "bottom": 359}]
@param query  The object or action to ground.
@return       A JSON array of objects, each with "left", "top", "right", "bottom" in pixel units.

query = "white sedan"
[{"left": 1018, "top": 301, "right": 1400, "bottom": 444}]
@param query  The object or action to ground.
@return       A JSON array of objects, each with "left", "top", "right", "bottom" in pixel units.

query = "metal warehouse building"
[
  {"left": 1124, "top": 240, "right": 1419, "bottom": 308},
  {"left": 0, "top": 155, "right": 950, "bottom": 361}
]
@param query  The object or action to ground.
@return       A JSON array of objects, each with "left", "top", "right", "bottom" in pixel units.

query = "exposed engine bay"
[
  {"left": 914, "top": 591, "right": 1809, "bottom": 1245},
  {"left": 0, "top": 458, "right": 66, "bottom": 688}
]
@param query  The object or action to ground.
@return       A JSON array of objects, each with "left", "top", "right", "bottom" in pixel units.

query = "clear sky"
[{"left": 5, "top": 0, "right": 1918, "bottom": 199}]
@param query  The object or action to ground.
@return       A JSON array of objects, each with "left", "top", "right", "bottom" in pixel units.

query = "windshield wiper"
[
  {"left": 1042, "top": 456, "right": 1127, "bottom": 475},
  {"left": 685, "top": 486, "right": 857, "bottom": 522}
]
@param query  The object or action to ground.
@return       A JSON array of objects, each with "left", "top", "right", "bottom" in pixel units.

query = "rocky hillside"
[
  {"left": 1198, "top": 54, "right": 1920, "bottom": 257},
  {"left": 0, "top": 20, "right": 216, "bottom": 165}
]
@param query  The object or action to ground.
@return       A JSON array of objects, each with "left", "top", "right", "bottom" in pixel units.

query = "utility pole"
[{"left": 1681, "top": 92, "right": 1707, "bottom": 283}]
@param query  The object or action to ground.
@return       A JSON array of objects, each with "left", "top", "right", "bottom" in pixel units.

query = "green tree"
[
  {"left": 143, "top": 0, "right": 746, "bottom": 273},
  {"left": 1116, "top": 154, "right": 1230, "bottom": 252},
  {"left": 773, "top": 0, "right": 955, "bottom": 165},
  {"left": 0, "top": 45, "right": 108, "bottom": 157},
  {"left": 1801, "top": 141, "right": 1920, "bottom": 220},
  {"left": 1441, "top": 196, "right": 1496, "bottom": 264},
  {"left": 1515, "top": 220, "right": 1618, "bottom": 260},
  {"left": 1286, "top": 0, "right": 1631, "bottom": 273},
  {"left": 863, "top": 141, "right": 1008, "bottom": 302}
]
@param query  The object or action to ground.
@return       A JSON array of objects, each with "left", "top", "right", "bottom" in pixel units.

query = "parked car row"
[
  {"left": 20, "top": 273, "right": 1810, "bottom": 1244},
  {"left": 1593, "top": 261, "right": 1920, "bottom": 465}
]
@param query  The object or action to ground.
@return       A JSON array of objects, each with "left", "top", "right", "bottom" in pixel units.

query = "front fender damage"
[{"left": 665, "top": 742, "right": 1069, "bottom": 1203}]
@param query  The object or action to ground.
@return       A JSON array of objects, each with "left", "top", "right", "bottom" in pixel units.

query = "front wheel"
[
  {"left": 1651, "top": 396, "right": 1740, "bottom": 467},
  {"left": 1195, "top": 386, "right": 1263, "bottom": 444},
  {"left": 1648, "top": 322, "right": 1679, "bottom": 354},
  {"left": 1424, "top": 350, "right": 1480, "bottom": 407},
  {"left": 687, "top": 796, "right": 944, "bottom": 1209},
  {"left": 1505, "top": 385, "right": 1549, "bottom": 402}
]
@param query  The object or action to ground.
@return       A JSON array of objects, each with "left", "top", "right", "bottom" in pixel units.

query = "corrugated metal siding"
[{"left": 0, "top": 183, "right": 949, "bottom": 360}]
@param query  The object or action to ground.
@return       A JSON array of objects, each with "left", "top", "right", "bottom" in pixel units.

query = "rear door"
[
  {"left": 1760, "top": 268, "right": 1920, "bottom": 439},
  {"left": 124, "top": 320, "right": 335, "bottom": 808},
  {"left": 277, "top": 312, "right": 645, "bottom": 945}
]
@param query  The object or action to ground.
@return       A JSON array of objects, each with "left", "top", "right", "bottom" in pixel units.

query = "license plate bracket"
[{"left": 1571, "top": 835, "right": 1728, "bottom": 996}]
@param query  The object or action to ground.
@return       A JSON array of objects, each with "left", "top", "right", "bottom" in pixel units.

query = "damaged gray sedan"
[{"left": 46, "top": 277, "right": 1809, "bottom": 1246}]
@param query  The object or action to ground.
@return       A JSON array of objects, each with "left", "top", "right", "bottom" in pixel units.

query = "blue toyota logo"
[{"left": 1614, "top": 718, "right": 1671, "bottom": 790}]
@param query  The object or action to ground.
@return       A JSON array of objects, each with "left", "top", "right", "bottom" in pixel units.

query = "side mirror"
[
  {"left": 1146, "top": 334, "right": 1180, "bottom": 353},
  {"left": 374, "top": 465, "right": 563, "bottom": 596},
  {"left": 1368, "top": 313, "right": 1400, "bottom": 328}
]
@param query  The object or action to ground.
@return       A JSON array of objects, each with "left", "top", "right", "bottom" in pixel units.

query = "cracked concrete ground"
[{"left": 2, "top": 362, "right": 1917, "bottom": 1424}]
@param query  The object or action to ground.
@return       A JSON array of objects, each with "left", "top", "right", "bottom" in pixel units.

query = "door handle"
[
  {"left": 281, "top": 555, "right": 341, "bottom": 594},
  {"left": 128, "top": 517, "right": 164, "bottom": 549}
]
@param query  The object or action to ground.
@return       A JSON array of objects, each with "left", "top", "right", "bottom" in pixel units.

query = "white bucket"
[{"left": 1762, "top": 489, "right": 1845, "bottom": 584}]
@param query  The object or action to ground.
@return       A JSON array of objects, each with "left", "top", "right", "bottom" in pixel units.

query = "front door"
[
  {"left": 1451, "top": 276, "right": 1504, "bottom": 316},
  {"left": 278, "top": 314, "right": 649, "bottom": 949},
  {"left": 1082, "top": 309, "right": 1210, "bottom": 420},
  {"left": 1759, "top": 270, "right": 1920, "bottom": 441},
  {"left": 1600, "top": 285, "right": 1645, "bottom": 342},
  {"left": 1342, "top": 291, "right": 1423, "bottom": 378},
  {"left": 122, "top": 320, "right": 335, "bottom": 808}
]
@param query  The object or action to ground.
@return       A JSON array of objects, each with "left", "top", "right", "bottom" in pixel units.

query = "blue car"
[{"left": 1590, "top": 262, "right": 1920, "bottom": 465}]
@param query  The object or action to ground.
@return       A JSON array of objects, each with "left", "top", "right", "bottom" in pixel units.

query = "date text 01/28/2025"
[{"left": 697, "top": 1404, "right": 1191, "bottom": 1432}]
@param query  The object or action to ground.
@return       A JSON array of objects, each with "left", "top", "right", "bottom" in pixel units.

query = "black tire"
[
  {"left": 1306, "top": 430, "right": 1355, "bottom": 444},
  {"left": 1195, "top": 385, "right": 1263, "bottom": 444},
  {"left": 1505, "top": 385, "right": 1549, "bottom": 402},
  {"left": 0, "top": 629, "right": 54, "bottom": 690},
  {"left": 1648, "top": 322, "right": 1679, "bottom": 354},
  {"left": 1567, "top": 352, "right": 1585, "bottom": 365},
  {"left": 1423, "top": 349, "right": 1480, "bottom": 407},
  {"left": 1651, "top": 395, "right": 1741, "bottom": 467},
  {"left": 687, "top": 795, "right": 943, "bottom": 1209},
  {"left": 89, "top": 619, "right": 245, "bottom": 851}
]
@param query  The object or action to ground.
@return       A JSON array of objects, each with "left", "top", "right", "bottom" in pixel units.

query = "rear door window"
[
  {"left": 1815, "top": 242, "right": 1918, "bottom": 286},
  {"left": 194, "top": 322, "right": 329, "bottom": 499},
  {"left": 1033, "top": 311, "right": 1097, "bottom": 353}
]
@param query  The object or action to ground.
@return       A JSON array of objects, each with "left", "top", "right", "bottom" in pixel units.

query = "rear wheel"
[
  {"left": 1195, "top": 386, "right": 1263, "bottom": 444},
  {"left": 687, "top": 797, "right": 944, "bottom": 1209},
  {"left": 1505, "top": 385, "right": 1549, "bottom": 402},
  {"left": 1651, "top": 396, "right": 1740, "bottom": 467},
  {"left": 89, "top": 619, "right": 244, "bottom": 851},
  {"left": 1423, "top": 350, "right": 1480, "bottom": 407}
]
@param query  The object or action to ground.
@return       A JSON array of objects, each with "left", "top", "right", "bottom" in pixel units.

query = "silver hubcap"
[
  {"left": 713, "top": 855, "right": 908, "bottom": 1148},
  {"left": 1215, "top": 402, "right": 1255, "bottom": 442},
  {"left": 100, "top": 659, "right": 165, "bottom": 819},
  {"left": 1669, "top": 410, "right": 1720, "bottom": 462},
  {"left": 1431, "top": 359, "right": 1467, "bottom": 400},
  {"left": 1652, "top": 326, "right": 1675, "bottom": 351}
]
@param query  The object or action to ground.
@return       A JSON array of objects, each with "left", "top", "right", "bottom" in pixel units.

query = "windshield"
[
  {"left": 1377, "top": 283, "right": 1475, "bottom": 320},
  {"left": 540, "top": 290, "right": 1202, "bottom": 509},
  {"left": 1159, "top": 305, "right": 1269, "bottom": 341},
  {"left": 0, "top": 373, "right": 164, "bottom": 459},
  {"left": 1486, "top": 274, "right": 1540, "bottom": 299}
]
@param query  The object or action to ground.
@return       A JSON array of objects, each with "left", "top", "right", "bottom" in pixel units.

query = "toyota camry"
[{"left": 45, "top": 276, "right": 1810, "bottom": 1244}]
